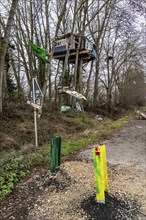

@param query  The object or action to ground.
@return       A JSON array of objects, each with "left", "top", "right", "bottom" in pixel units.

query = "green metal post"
[
  {"left": 50, "top": 137, "right": 57, "bottom": 175},
  {"left": 56, "top": 137, "right": 61, "bottom": 171},
  {"left": 50, "top": 137, "right": 61, "bottom": 175}
]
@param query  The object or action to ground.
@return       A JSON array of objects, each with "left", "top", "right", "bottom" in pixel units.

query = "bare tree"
[
  {"left": 86, "top": 0, "right": 114, "bottom": 106},
  {"left": 0, "top": 0, "right": 19, "bottom": 112},
  {"left": 0, "top": 0, "right": 145, "bottom": 113},
  {"left": 119, "top": 67, "right": 146, "bottom": 107}
]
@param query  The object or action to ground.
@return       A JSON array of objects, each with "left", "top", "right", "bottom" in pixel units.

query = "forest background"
[{"left": 0, "top": 0, "right": 145, "bottom": 114}]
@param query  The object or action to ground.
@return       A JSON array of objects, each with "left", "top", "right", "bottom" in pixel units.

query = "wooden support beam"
[{"left": 53, "top": 50, "right": 92, "bottom": 59}]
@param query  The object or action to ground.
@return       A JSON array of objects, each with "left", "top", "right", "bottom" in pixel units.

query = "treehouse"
[{"left": 52, "top": 33, "right": 97, "bottom": 63}]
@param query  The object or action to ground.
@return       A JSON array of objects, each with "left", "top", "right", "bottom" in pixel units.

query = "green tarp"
[
  {"left": 29, "top": 42, "right": 50, "bottom": 64},
  {"left": 61, "top": 106, "right": 71, "bottom": 112}
]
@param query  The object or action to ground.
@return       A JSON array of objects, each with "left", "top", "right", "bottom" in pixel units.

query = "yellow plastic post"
[
  {"left": 101, "top": 145, "right": 108, "bottom": 192},
  {"left": 93, "top": 145, "right": 108, "bottom": 203}
]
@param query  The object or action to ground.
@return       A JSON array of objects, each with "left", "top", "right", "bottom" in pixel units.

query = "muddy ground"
[{"left": 0, "top": 120, "right": 146, "bottom": 220}]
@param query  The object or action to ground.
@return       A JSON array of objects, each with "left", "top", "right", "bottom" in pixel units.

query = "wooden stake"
[{"left": 34, "top": 108, "right": 38, "bottom": 147}]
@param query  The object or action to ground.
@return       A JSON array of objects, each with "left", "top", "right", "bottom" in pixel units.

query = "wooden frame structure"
[
  {"left": 51, "top": 33, "right": 97, "bottom": 107},
  {"left": 53, "top": 33, "right": 97, "bottom": 64}
]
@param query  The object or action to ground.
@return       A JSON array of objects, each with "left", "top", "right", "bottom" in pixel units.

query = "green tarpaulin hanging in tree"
[{"left": 29, "top": 42, "right": 50, "bottom": 64}]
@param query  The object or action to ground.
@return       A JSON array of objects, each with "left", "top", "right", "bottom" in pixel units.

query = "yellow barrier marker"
[{"left": 93, "top": 145, "right": 108, "bottom": 203}]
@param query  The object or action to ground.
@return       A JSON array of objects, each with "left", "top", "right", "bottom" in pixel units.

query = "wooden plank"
[{"left": 53, "top": 49, "right": 92, "bottom": 59}]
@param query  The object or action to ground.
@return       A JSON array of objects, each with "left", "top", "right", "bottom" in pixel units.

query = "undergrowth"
[{"left": 0, "top": 113, "right": 135, "bottom": 203}]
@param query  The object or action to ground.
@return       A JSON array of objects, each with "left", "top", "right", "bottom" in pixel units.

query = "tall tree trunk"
[
  {"left": 77, "top": 59, "right": 83, "bottom": 93},
  {"left": 41, "top": 0, "right": 68, "bottom": 109},
  {"left": 106, "top": 59, "right": 112, "bottom": 112},
  {"left": 86, "top": 60, "right": 94, "bottom": 100},
  {"left": 93, "top": 56, "right": 100, "bottom": 106},
  {"left": 0, "top": 0, "right": 19, "bottom": 113}
]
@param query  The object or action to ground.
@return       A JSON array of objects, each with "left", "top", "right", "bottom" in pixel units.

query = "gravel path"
[{"left": 0, "top": 120, "right": 146, "bottom": 220}]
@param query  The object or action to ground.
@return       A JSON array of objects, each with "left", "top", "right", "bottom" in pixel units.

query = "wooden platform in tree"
[{"left": 53, "top": 49, "right": 95, "bottom": 63}]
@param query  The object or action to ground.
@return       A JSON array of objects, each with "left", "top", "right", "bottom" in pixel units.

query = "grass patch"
[{"left": 62, "top": 114, "right": 134, "bottom": 156}]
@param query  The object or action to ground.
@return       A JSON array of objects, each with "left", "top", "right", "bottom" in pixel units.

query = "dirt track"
[
  {"left": 0, "top": 120, "right": 146, "bottom": 220},
  {"left": 78, "top": 120, "right": 146, "bottom": 170}
]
